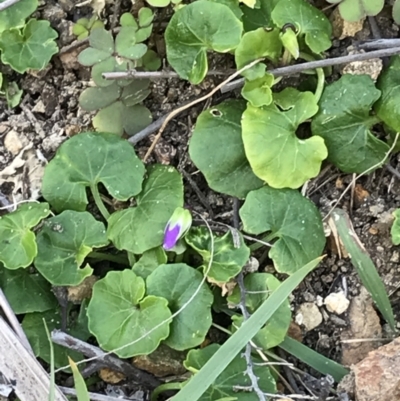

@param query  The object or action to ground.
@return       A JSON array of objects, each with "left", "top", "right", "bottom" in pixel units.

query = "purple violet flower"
[{"left": 163, "top": 207, "right": 192, "bottom": 251}]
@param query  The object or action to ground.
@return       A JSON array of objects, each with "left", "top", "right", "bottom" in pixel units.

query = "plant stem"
[
  {"left": 151, "top": 382, "right": 183, "bottom": 401},
  {"left": 299, "top": 52, "right": 325, "bottom": 103},
  {"left": 88, "top": 251, "right": 128, "bottom": 265},
  {"left": 90, "top": 185, "right": 110, "bottom": 220},
  {"left": 212, "top": 322, "right": 233, "bottom": 335},
  {"left": 0, "top": 0, "right": 21, "bottom": 11}
]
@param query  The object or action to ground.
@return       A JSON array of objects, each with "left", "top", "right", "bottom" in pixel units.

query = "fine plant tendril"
[{"left": 55, "top": 213, "right": 216, "bottom": 372}]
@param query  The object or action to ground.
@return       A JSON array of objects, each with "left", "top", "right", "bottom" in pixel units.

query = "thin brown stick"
[
  {"left": 0, "top": 0, "right": 21, "bottom": 11},
  {"left": 221, "top": 46, "right": 400, "bottom": 93},
  {"left": 143, "top": 58, "right": 263, "bottom": 162}
]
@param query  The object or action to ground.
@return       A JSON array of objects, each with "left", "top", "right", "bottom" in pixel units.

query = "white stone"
[
  {"left": 324, "top": 291, "right": 350, "bottom": 315},
  {"left": 295, "top": 303, "right": 322, "bottom": 331}
]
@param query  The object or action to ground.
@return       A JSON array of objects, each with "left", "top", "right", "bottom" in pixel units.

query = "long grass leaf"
[
  {"left": 332, "top": 208, "right": 396, "bottom": 330},
  {"left": 43, "top": 319, "right": 55, "bottom": 401},
  {"left": 68, "top": 357, "right": 90, "bottom": 401},
  {"left": 172, "top": 256, "right": 323, "bottom": 401}
]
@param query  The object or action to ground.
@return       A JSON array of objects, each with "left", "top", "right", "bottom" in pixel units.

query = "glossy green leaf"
[
  {"left": 328, "top": 0, "right": 384, "bottom": 22},
  {"left": 147, "top": 263, "right": 213, "bottom": 350},
  {"left": 42, "top": 132, "right": 145, "bottom": 212},
  {"left": 272, "top": 0, "right": 332, "bottom": 54},
  {"left": 173, "top": 257, "right": 322, "bottom": 401},
  {"left": 0, "top": 0, "right": 38, "bottom": 33},
  {"left": 0, "top": 266, "right": 57, "bottom": 314},
  {"left": 88, "top": 270, "right": 171, "bottom": 357},
  {"left": 391, "top": 209, "right": 400, "bottom": 245},
  {"left": 333, "top": 208, "right": 396, "bottom": 330},
  {"left": 0, "top": 203, "right": 50, "bottom": 269},
  {"left": 165, "top": 1, "right": 242, "bottom": 84},
  {"left": 131, "top": 247, "right": 167, "bottom": 279},
  {"left": 185, "top": 227, "right": 250, "bottom": 284},
  {"left": 240, "top": 186, "right": 325, "bottom": 274},
  {"left": 189, "top": 100, "right": 263, "bottom": 198},
  {"left": 34, "top": 211, "right": 108, "bottom": 286},
  {"left": 375, "top": 55, "right": 400, "bottom": 132},
  {"left": 241, "top": 74, "right": 274, "bottom": 107},
  {"left": 0, "top": 19, "right": 58, "bottom": 73},
  {"left": 228, "top": 273, "right": 291, "bottom": 349},
  {"left": 311, "top": 74, "right": 389, "bottom": 174},
  {"left": 184, "top": 344, "right": 276, "bottom": 400},
  {"left": 235, "top": 28, "right": 281, "bottom": 80},
  {"left": 241, "top": 0, "right": 279, "bottom": 31},
  {"left": 108, "top": 165, "right": 183, "bottom": 254},
  {"left": 242, "top": 88, "right": 327, "bottom": 188},
  {"left": 394, "top": 0, "right": 400, "bottom": 24}
]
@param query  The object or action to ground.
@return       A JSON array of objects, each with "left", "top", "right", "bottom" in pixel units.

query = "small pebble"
[
  {"left": 295, "top": 302, "right": 322, "bottom": 331},
  {"left": 324, "top": 291, "right": 350, "bottom": 315}
]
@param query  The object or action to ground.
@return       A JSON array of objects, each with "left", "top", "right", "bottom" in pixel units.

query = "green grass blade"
[
  {"left": 279, "top": 336, "right": 349, "bottom": 382},
  {"left": 332, "top": 208, "right": 396, "bottom": 330},
  {"left": 69, "top": 357, "right": 90, "bottom": 401},
  {"left": 43, "top": 319, "right": 55, "bottom": 401},
  {"left": 171, "top": 256, "right": 323, "bottom": 401}
]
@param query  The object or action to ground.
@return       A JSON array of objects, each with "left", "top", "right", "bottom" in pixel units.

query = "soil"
[{"left": 1, "top": 1, "right": 400, "bottom": 400}]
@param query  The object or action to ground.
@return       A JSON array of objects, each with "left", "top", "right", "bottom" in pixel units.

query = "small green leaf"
[
  {"left": 391, "top": 209, "right": 400, "bottom": 245},
  {"left": 375, "top": 55, "right": 400, "bottom": 132},
  {"left": 34, "top": 211, "right": 109, "bottom": 286},
  {"left": 241, "top": 0, "right": 279, "bottom": 31},
  {"left": 88, "top": 27, "right": 114, "bottom": 53},
  {"left": 108, "top": 165, "right": 184, "bottom": 254},
  {"left": 142, "top": 49, "right": 162, "bottom": 71},
  {"left": 0, "top": 19, "right": 58, "bottom": 73},
  {"left": 120, "top": 12, "right": 138, "bottom": 28},
  {"left": 228, "top": 273, "right": 291, "bottom": 349},
  {"left": 0, "top": 266, "right": 57, "bottom": 314},
  {"left": 394, "top": 0, "right": 400, "bottom": 24},
  {"left": 209, "top": 0, "right": 243, "bottom": 19},
  {"left": 240, "top": 186, "right": 325, "bottom": 274},
  {"left": 79, "top": 83, "right": 121, "bottom": 111},
  {"left": 0, "top": 0, "right": 38, "bottom": 33},
  {"left": 115, "top": 27, "right": 147, "bottom": 60},
  {"left": 165, "top": 1, "right": 242, "bottom": 84},
  {"left": 329, "top": 0, "right": 384, "bottom": 22},
  {"left": 311, "top": 74, "right": 389, "bottom": 174},
  {"left": 242, "top": 88, "right": 327, "bottom": 188},
  {"left": 42, "top": 132, "right": 145, "bottom": 212},
  {"left": 147, "top": 263, "right": 213, "bottom": 350},
  {"left": 0, "top": 203, "right": 50, "bottom": 269},
  {"left": 272, "top": 0, "right": 332, "bottom": 54},
  {"left": 78, "top": 48, "right": 111, "bottom": 67},
  {"left": 185, "top": 227, "right": 250, "bottom": 284},
  {"left": 145, "top": 0, "right": 170, "bottom": 7},
  {"left": 241, "top": 74, "right": 274, "bottom": 107},
  {"left": 189, "top": 100, "right": 263, "bottom": 198},
  {"left": 184, "top": 344, "right": 276, "bottom": 400},
  {"left": 88, "top": 270, "right": 171, "bottom": 357},
  {"left": 235, "top": 28, "right": 281, "bottom": 80},
  {"left": 138, "top": 7, "right": 154, "bottom": 26},
  {"left": 132, "top": 247, "right": 167, "bottom": 279},
  {"left": 69, "top": 358, "right": 90, "bottom": 401},
  {"left": 279, "top": 27, "right": 299, "bottom": 59},
  {"left": 5, "top": 81, "right": 23, "bottom": 108}
]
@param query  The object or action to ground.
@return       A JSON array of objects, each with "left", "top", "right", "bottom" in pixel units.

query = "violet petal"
[{"left": 163, "top": 224, "right": 181, "bottom": 250}]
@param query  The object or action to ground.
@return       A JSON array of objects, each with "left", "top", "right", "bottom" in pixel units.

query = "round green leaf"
[
  {"left": 0, "top": 203, "right": 50, "bottom": 269},
  {"left": 241, "top": 74, "right": 274, "bottom": 107},
  {"left": 311, "top": 74, "right": 389, "bottom": 174},
  {"left": 121, "top": 80, "right": 151, "bottom": 107},
  {"left": 79, "top": 83, "right": 121, "bottom": 111},
  {"left": 42, "top": 132, "right": 145, "bottom": 212},
  {"left": 375, "top": 55, "right": 400, "bottom": 132},
  {"left": 78, "top": 48, "right": 111, "bottom": 67},
  {"left": 0, "top": 0, "right": 38, "bottom": 33},
  {"left": 189, "top": 100, "right": 263, "bottom": 198},
  {"left": 88, "top": 270, "right": 171, "bottom": 357},
  {"left": 132, "top": 247, "right": 167, "bottom": 279},
  {"left": 146, "top": 0, "right": 170, "bottom": 7},
  {"left": 228, "top": 273, "right": 291, "bottom": 349},
  {"left": 138, "top": 7, "right": 154, "bottom": 26},
  {"left": 241, "top": 0, "right": 279, "bottom": 32},
  {"left": 115, "top": 27, "right": 147, "bottom": 60},
  {"left": 239, "top": 186, "right": 325, "bottom": 274},
  {"left": 0, "top": 266, "right": 57, "bottom": 314},
  {"left": 34, "top": 211, "right": 109, "bottom": 286},
  {"left": 165, "top": 1, "right": 242, "bottom": 84},
  {"left": 394, "top": 0, "right": 400, "bottom": 25},
  {"left": 146, "top": 263, "right": 213, "bottom": 350},
  {"left": 184, "top": 344, "right": 276, "bottom": 400},
  {"left": 335, "top": 0, "right": 384, "bottom": 21},
  {"left": 88, "top": 27, "right": 114, "bottom": 53},
  {"left": 120, "top": 12, "right": 138, "bottom": 28},
  {"left": 108, "top": 165, "right": 184, "bottom": 254},
  {"left": 185, "top": 227, "right": 250, "bottom": 284},
  {"left": 242, "top": 88, "right": 327, "bottom": 189},
  {"left": 209, "top": 0, "right": 243, "bottom": 19},
  {"left": 271, "top": 0, "right": 332, "bottom": 54},
  {"left": 142, "top": 49, "right": 162, "bottom": 71},
  {"left": 0, "top": 19, "right": 58, "bottom": 73},
  {"left": 391, "top": 209, "right": 400, "bottom": 245}
]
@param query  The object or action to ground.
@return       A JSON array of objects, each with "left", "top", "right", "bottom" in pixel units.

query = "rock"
[
  {"left": 99, "top": 368, "right": 125, "bottom": 384},
  {"left": 353, "top": 337, "right": 400, "bottom": 401},
  {"left": 68, "top": 276, "right": 97, "bottom": 304},
  {"left": 330, "top": 7, "right": 365, "bottom": 40},
  {"left": 324, "top": 291, "right": 350, "bottom": 315},
  {"left": 342, "top": 47, "right": 383, "bottom": 81},
  {"left": 341, "top": 287, "right": 382, "bottom": 366},
  {"left": 295, "top": 302, "right": 322, "bottom": 331},
  {"left": 4, "top": 130, "right": 25, "bottom": 155}
]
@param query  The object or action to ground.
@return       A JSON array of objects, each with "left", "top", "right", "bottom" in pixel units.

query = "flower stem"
[
  {"left": 299, "top": 52, "right": 325, "bottom": 103},
  {"left": 90, "top": 184, "right": 110, "bottom": 220},
  {"left": 151, "top": 382, "right": 183, "bottom": 401}
]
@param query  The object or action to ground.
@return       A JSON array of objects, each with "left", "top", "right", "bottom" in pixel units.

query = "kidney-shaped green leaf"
[
  {"left": 0, "top": 0, "right": 37, "bottom": 32},
  {"left": 311, "top": 74, "right": 389, "bottom": 174},
  {"left": 34, "top": 211, "right": 109, "bottom": 286},
  {"left": 0, "top": 203, "right": 50, "bottom": 270},
  {"left": 271, "top": 0, "right": 332, "bottom": 54},
  {"left": 189, "top": 100, "right": 263, "bottom": 198},
  {"left": 242, "top": 88, "right": 327, "bottom": 189},
  {"left": 331, "top": 0, "right": 384, "bottom": 22},
  {"left": 88, "top": 270, "right": 171, "bottom": 357},
  {"left": 375, "top": 55, "right": 400, "bottom": 132},
  {"left": 42, "top": 132, "right": 145, "bottom": 212},
  {"left": 108, "top": 165, "right": 183, "bottom": 254},
  {"left": 241, "top": 0, "right": 280, "bottom": 32},
  {"left": 0, "top": 19, "right": 58, "bottom": 74},
  {"left": 146, "top": 263, "right": 213, "bottom": 350},
  {"left": 240, "top": 186, "right": 325, "bottom": 274},
  {"left": 184, "top": 344, "right": 276, "bottom": 400},
  {"left": 132, "top": 247, "right": 167, "bottom": 279},
  {"left": 185, "top": 227, "right": 250, "bottom": 284},
  {"left": 165, "top": 0, "right": 242, "bottom": 84},
  {"left": 228, "top": 273, "right": 291, "bottom": 349}
]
